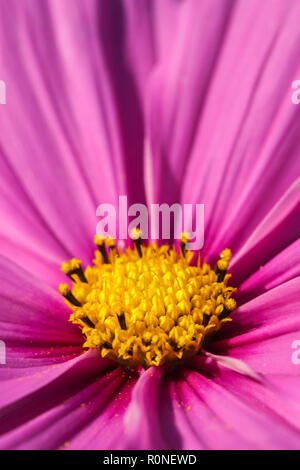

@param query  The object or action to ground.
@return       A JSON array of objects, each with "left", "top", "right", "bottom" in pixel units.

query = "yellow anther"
[
  {"left": 142, "top": 331, "right": 152, "bottom": 344},
  {"left": 61, "top": 258, "right": 81, "bottom": 274},
  {"left": 94, "top": 234, "right": 105, "bottom": 245},
  {"left": 59, "top": 237, "right": 237, "bottom": 368},
  {"left": 159, "top": 315, "right": 175, "bottom": 332},
  {"left": 61, "top": 262, "right": 70, "bottom": 275},
  {"left": 220, "top": 248, "right": 232, "bottom": 261},
  {"left": 130, "top": 228, "right": 143, "bottom": 257},
  {"left": 59, "top": 283, "right": 82, "bottom": 307},
  {"left": 59, "top": 283, "right": 69, "bottom": 296},
  {"left": 130, "top": 227, "right": 142, "bottom": 240},
  {"left": 106, "top": 237, "right": 116, "bottom": 248},
  {"left": 225, "top": 297, "right": 237, "bottom": 312},
  {"left": 216, "top": 304, "right": 225, "bottom": 316},
  {"left": 180, "top": 232, "right": 191, "bottom": 244},
  {"left": 217, "top": 258, "right": 229, "bottom": 271}
]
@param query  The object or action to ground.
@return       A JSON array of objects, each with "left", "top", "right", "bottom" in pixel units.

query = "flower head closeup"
[
  {"left": 1, "top": 0, "right": 300, "bottom": 451},
  {"left": 60, "top": 236, "right": 236, "bottom": 368}
]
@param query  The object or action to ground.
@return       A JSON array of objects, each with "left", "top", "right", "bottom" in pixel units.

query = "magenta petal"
[
  {"left": 144, "top": 0, "right": 300, "bottom": 235},
  {"left": 0, "top": 350, "right": 102, "bottom": 412},
  {"left": 145, "top": 0, "right": 234, "bottom": 206},
  {"left": 0, "top": 350, "right": 123, "bottom": 449},
  {"left": 122, "top": 0, "right": 184, "bottom": 99},
  {"left": 66, "top": 370, "right": 137, "bottom": 451},
  {"left": 0, "top": 0, "right": 150, "bottom": 285},
  {"left": 230, "top": 178, "right": 300, "bottom": 284},
  {"left": 238, "top": 238, "right": 300, "bottom": 303},
  {"left": 123, "top": 359, "right": 300, "bottom": 450},
  {"left": 201, "top": 350, "right": 261, "bottom": 382},
  {"left": 0, "top": 256, "right": 81, "bottom": 354},
  {"left": 210, "top": 277, "right": 300, "bottom": 375},
  {"left": 123, "top": 366, "right": 167, "bottom": 450},
  {"left": 190, "top": 357, "right": 300, "bottom": 435},
  {"left": 170, "top": 362, "right": 300, "bottom": 449},
  {"left": 180, "top": 0, "right": 300, "bottom": 261}
]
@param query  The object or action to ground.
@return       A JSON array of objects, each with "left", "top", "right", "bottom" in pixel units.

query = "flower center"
[{"left": 59, "top": 232, "right": 236, "bottom": 368}]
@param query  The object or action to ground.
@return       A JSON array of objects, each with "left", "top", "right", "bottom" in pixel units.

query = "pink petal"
[
  {"left": 201, "top": 350, "right": 261, "bottom": 381},
  {"left": 123, "top": 366, "right": 167, "bottom": 449},
  {"left": 67, "top": 370, "right": 137, "bottom": 451},
  {"left": 0, "top": 256, "right": 81, "bottom": 354},
  {"left": 122, "top": 359, "right": 300, "bottom": 450},
  {"left": 181, "top": 0, "right": 300, "bottom": 262},
  {"left": 144, "top": 0, "right": 300, "bottom": 269},
  {"left": 123, "top": 0, "right": 184, "bottom": 100},
  {"left": 170, "top": 361, "right": 300, "bottom": 449},
  {"left": 0, "top": 0, "right": 150, "bottom": 285},
  {"left": 0, "top": 349, "right": 105, "bottom": 411},
  {"left": 210, "top": 277, "right": 300, "bottom": 376},
  {"left": 238, "top": 238, "right": 300, "bottom": 304},
  {"left": 189, "top": 357, "right": 300, "bottom": 436},
  {"left": 145, "top": 0, "right": 234, "bottom": 206},
  {"left": 0, "top": 350, "right": 123, "bottom": 449},
  {"left": 230, "top": 178, "right": 300, "bottom": 284}
]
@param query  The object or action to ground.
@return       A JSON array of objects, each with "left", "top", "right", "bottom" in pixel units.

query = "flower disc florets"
[{"left": 59, "top": 234, "right": 236, "bottom": 368}]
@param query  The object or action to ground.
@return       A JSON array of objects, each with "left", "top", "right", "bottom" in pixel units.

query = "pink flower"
[{"left": 1, "top": 0, "right": 300, "bottom": 450}]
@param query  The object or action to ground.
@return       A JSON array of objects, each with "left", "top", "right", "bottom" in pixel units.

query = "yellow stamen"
[
  {"left": 59, "top": 283, "right": 82, "bottom": 307},
  {"left": 130, "top": 228, "right": 143, "bottom": 257},
  {"left": 130, "top": 227, "right": 142, "bottom": 240},
  {"left": 58, "top": 283, "right": 69, "bottom": 296},
  {"left": 180, "top": 232, "right": 191, "bottom": 245},
  {"left": 59, "top": 237, "right": 237, "bottom": 368},
  {"left": 61, "top": 258, "right": 87, "bottom": 283},
  {"left": 62, "top": 258, "right": 82, "bottom": 275},
  {"left": 180, "top": 232, "right": 191, "bottom": 257}
]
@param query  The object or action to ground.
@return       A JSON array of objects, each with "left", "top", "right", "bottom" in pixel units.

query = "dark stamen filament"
[
  {"left": 117, "top": 313, "right": 127, "bottom": 330},
  {"left": 64, "top": 290, "right": 82, "bottom": 307},
  {"left": 98, "top": 243, "right": 110, "bottom": 264},
  {"left": 219, "top": 306, "right": 231, "bottom": 320},
  {"left": 215, "top": 267, "right": 226, "bottom": 282},
  {"left": 134, "top": 239, "right": 143, "bottom": 258},
  {"left": 68, "top": 266, "right": 87, "bottom": 283},
  {"left": 180, "top": 241, "right": 186, "bottom": 258},
  {"left": 81, "top": 316, "right": 95, "bottom": 328}
]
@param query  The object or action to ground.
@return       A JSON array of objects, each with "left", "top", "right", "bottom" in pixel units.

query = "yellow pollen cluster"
[{"left": 59, "top": 235, "right": 237, "bottom": 368}]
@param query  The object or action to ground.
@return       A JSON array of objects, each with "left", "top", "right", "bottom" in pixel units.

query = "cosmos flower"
[{"left": 1, "top": 0, "right": 300, "bottom": 450}]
